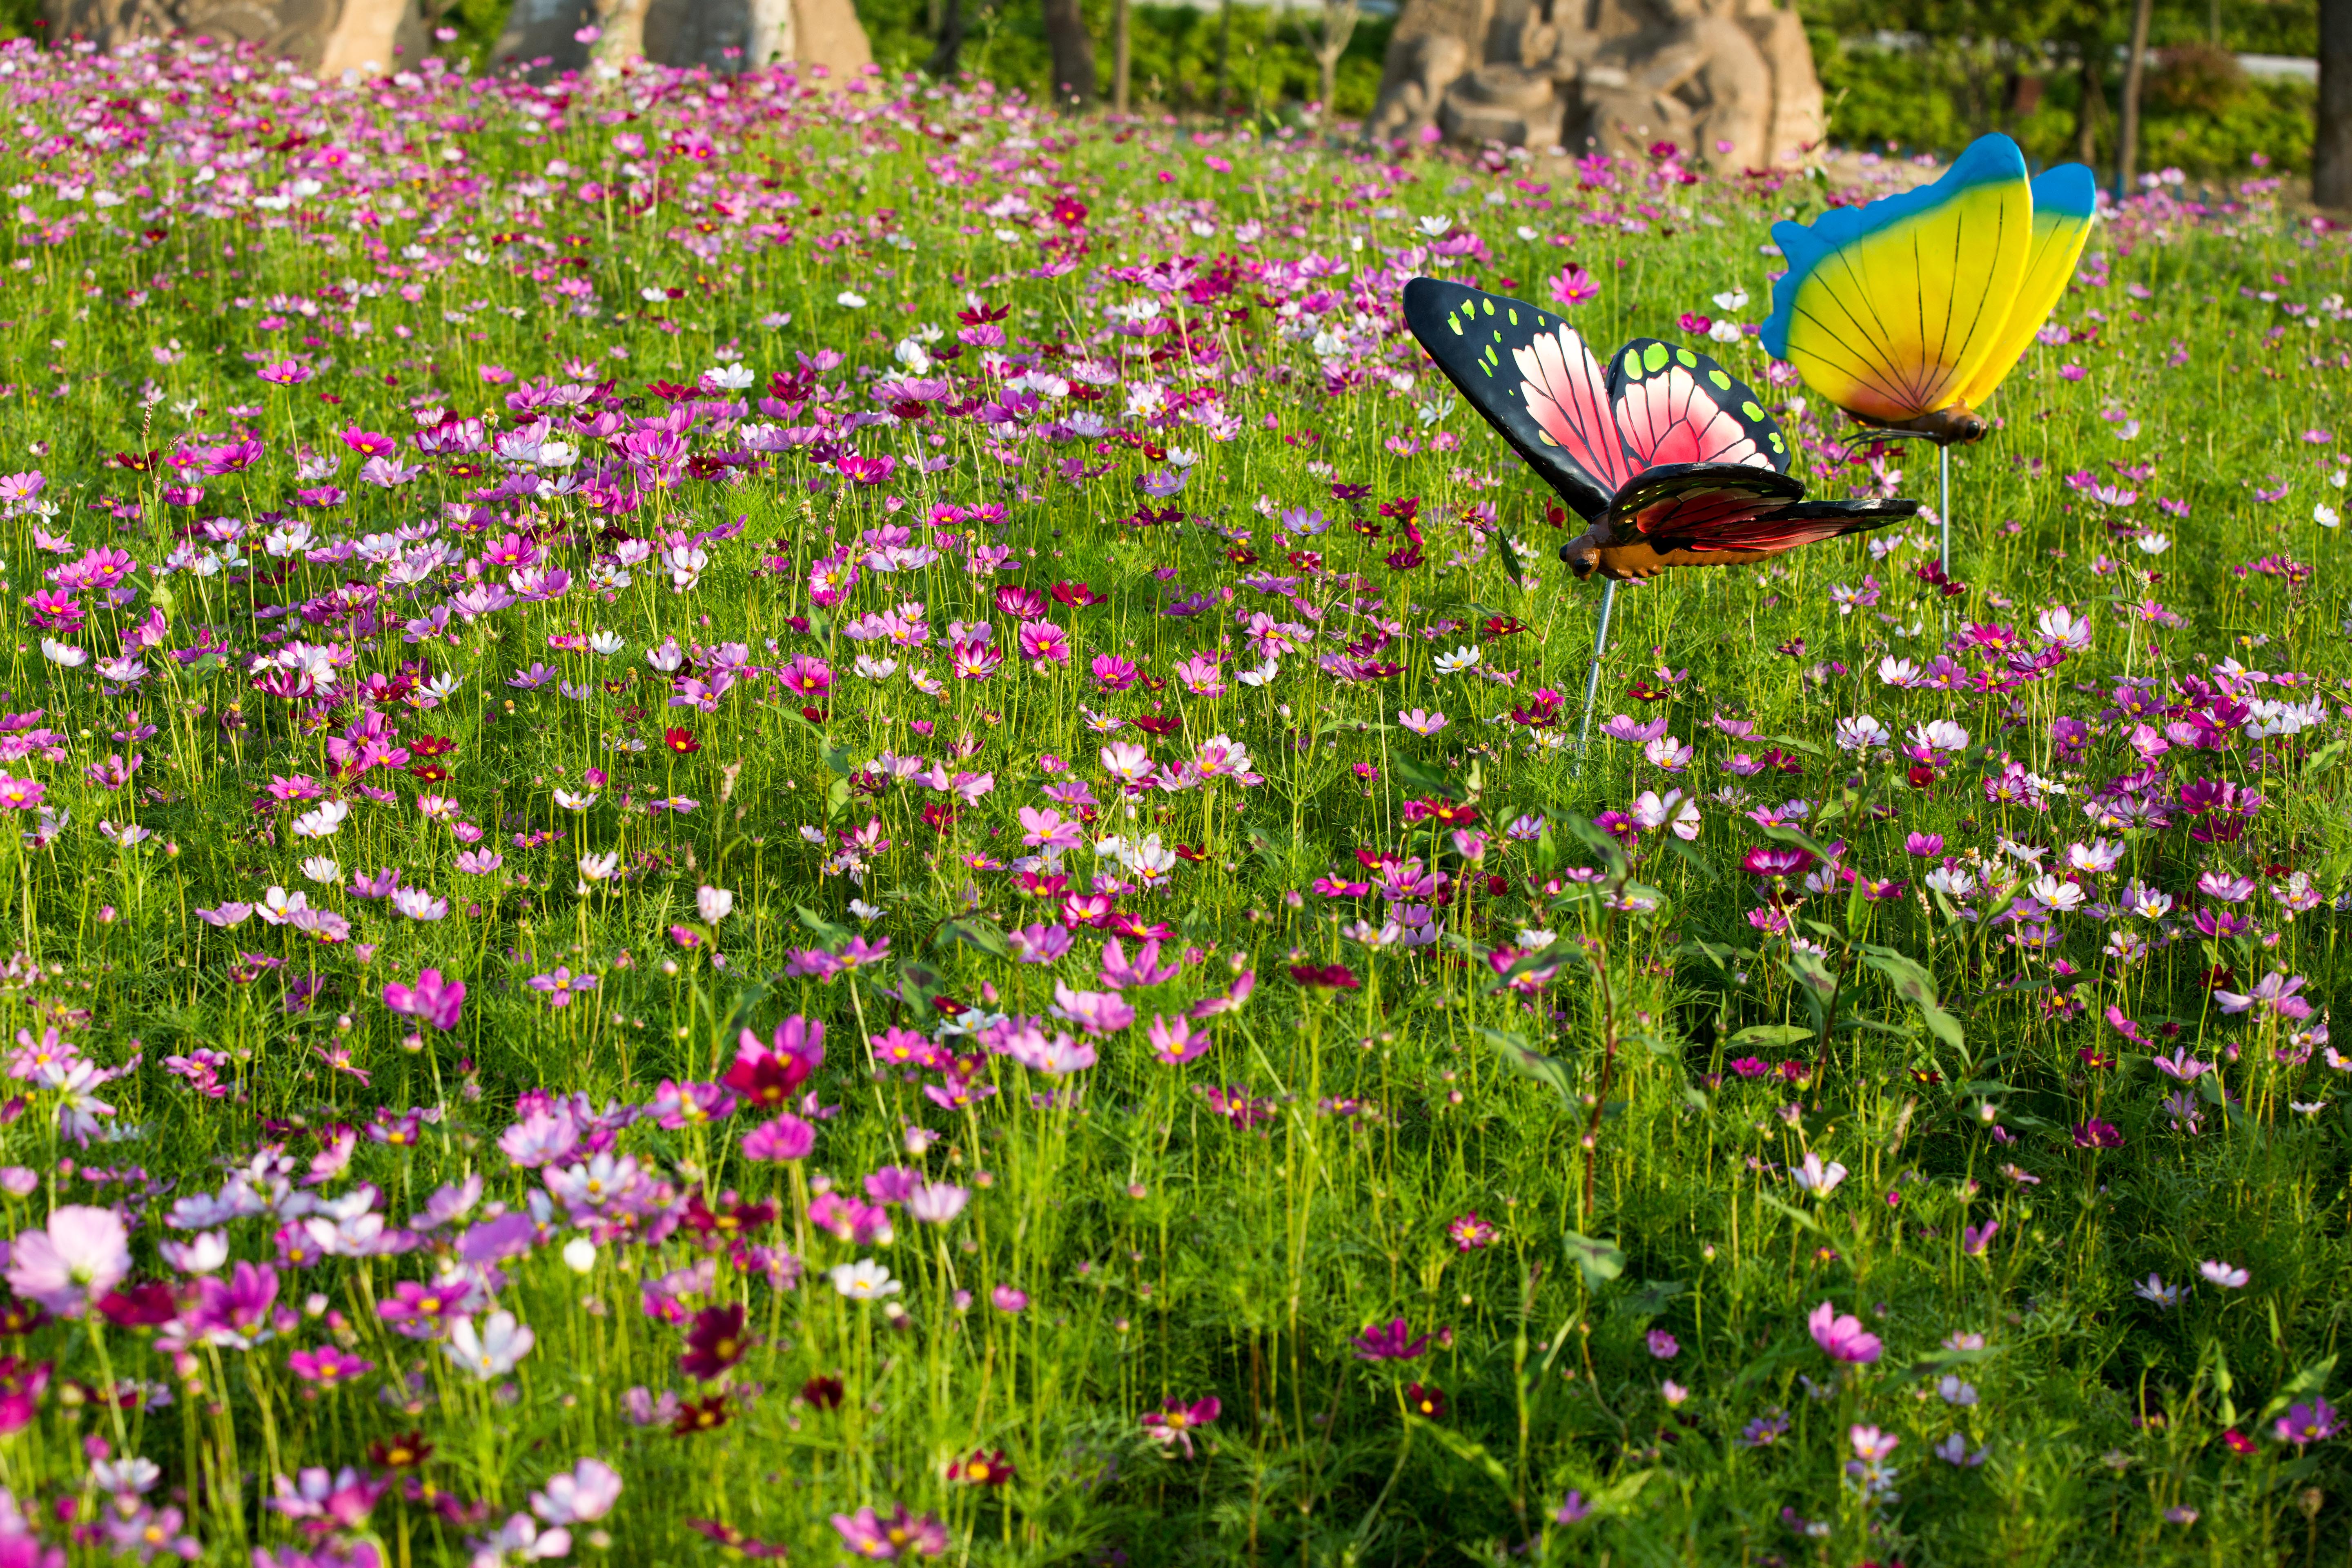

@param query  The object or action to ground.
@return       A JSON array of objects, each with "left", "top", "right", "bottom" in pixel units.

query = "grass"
[{"left": 0, "top": 35, "right": 2342, "bottom": 1568}]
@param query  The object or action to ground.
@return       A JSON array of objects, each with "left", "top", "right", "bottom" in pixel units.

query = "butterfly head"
[{"left": 1873, "top": 403, "right": 1987, "bottom": 446}]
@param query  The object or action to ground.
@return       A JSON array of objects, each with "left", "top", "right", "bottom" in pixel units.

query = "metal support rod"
[
  {"left": 1575, "top": 579, "right": 1618, "bottom": 771},
  {"left": 1939, "top": 443, "right": 1951, "bottom": 579}
]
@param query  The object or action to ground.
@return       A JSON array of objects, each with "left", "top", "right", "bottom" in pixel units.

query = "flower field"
[{"left": 0, "top": 31, "right": 2342, "bottom": 1568}]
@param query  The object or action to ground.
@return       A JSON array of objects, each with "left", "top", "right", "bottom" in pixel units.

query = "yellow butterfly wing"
[
  {"left": 1761, "top": 134, "right": 2034, "bottom": 424},
  {"left": 1954, "top": 163, "right": 2099, "bottom": 410}
]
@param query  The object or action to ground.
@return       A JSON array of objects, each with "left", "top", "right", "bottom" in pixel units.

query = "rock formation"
[
  {"left": 46, "top": 0, "right": 429, "bottom": 74},
  {"left": 1368, "top": 0, "right": 1823, "bottom": 171},
  {"left": 45, "top": 0, "right": 872, "bottom": 82}
]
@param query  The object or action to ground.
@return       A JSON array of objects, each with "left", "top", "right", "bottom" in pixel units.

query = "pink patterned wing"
[
  {"left": 1611, "top": 364, "right": 1773, "bottom": 470},
  {"left": 1511, "top": 325, "right": 1640, "bottom": 500}
]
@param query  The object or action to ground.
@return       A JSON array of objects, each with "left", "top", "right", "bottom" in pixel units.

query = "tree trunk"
[
  {"left": 2321, "top": 0, "right": 2352, "bottom": 209},
  {"left": 926, "top": 0, "right": 963, "bottom": 76},
  {"left": 2071, "top": 41, "right": 2103, "bottom": 167},
  {"left": 1215, "top": 0, "right": 1232, "bottom": 114},
  {"left": 595, "top": 0, "right": 652, "bottom": 62},
  {"left": 1112, "top": 0, "right": 1130, "bottom": 114},
  {"left": 2115, "top": 0, "right": 2154, "bottom": 195},
  {"left": 1042, "top": 0, "right": 1098, "bottom": 107},
  {"left": 1314, "top": 0, "right": 1358, "bottom": 121}
]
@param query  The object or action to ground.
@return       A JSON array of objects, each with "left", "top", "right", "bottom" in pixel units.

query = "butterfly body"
[
  {"left": 1403, "top": 277, "right": 1918, "bottom": 581},
  {"left": 1761, "top": 134, "right": 2097, "bottom": 445}
]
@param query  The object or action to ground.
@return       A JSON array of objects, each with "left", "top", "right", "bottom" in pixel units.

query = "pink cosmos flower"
[
  {"left": 4, "top": 1205, "right": 129, "bottom": 1316},
  {"left": 1806, "top": 1299, "right": 1882, "bottom": 1364}
]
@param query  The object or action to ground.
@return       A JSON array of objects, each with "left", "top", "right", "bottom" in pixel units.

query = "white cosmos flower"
[
  {"left": 1434, "top": 645, "right": 1482, "bottom": 674},
  {"left": 290, "top": 801, "right": 348, "bottom": 840},
  {"left": 829, "top": 1259, "right": 902, "bottom": 1300},
  {"left": 445, "top": 1310, "right": 536, "bottom": 1379}
]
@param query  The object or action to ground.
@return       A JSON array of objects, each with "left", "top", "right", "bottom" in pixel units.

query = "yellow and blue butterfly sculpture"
[{"left": 1761, "top": 134, "right": 2097, "bottom": 447}]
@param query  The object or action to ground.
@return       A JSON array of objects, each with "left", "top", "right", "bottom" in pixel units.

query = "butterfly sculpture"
[
  {"left": 1760, "top": 134, "right": 2098, "bottom": 446},
  {"left": 1402, "top": 276, "right": 1920, "bottom": 583}
]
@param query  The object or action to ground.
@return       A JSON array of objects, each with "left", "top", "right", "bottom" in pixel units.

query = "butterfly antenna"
[{"left": 1574, "top": 579, "right": 1618, "bottom": 775}]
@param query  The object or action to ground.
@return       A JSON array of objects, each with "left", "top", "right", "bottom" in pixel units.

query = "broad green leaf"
[
  {"left": 1860, "top": 944, "right": 1964, "bottom": 1050},
  {"left": 1563, "top": 1230, "right": 1626, "bottom": 1290}
]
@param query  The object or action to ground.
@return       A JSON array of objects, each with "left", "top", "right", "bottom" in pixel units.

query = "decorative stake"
[{"left": 1575, "top": 580, "right": 1617, "bottom": 771}]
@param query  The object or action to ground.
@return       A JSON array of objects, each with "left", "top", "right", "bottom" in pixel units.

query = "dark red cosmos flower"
[
  {"left": 1906, "top": 764, "right": 1938, "bottom": 788},
  {"left": 686, "top": 1520, "right": 788, "bottom": 1558},
  {"left": 96, "top": 1281, "right": 176, "bottom": 1328},
  {"left": 1289, "top": 963, "right": 1360, "bottom": 991},
  {"left": 1132, "top": 714, "right": 1180, "bottom": 738},
  {"left": 2222, "top": 1429, "right": 2257, "bottom": 1456},
  {"left": 1405, "top": 1383, "right": 1448, "bottom": 1419},
  {"left": 948, "top": 1449, "right": 1014, "bottom": 1486},
  {"left": 679, "top": 1304, "right": 752, "bottom": 1382},
  {"left": 408, "top": 735, "right": 456, "bottom": 758},
  {"left": 1051, "top": 579, "right": 1105, "bottom": 607},
  {"left": 368, "top": 1430, "right": 434, "bottom": 1469},
  {"left": 722, "top": 1050, "right": 812, "bottom": 1111},
  {"left": 683, "top": 1193, "right": 777, "bottom": 1241},
  {"left": 663, "top": 727, "right": 700, "bottom": 755},
  {"left": 1051, "top": 196, "right": 1087, "bottom": 227},
  {"left": 672, "top": 1395, "right": 731, "bottom": 1436},
  {"left": 920, "top": 802, "right": 959, "bottom": 832},
  {"left": 407, "top": 761, "right": 451, "bottom": 785},
  {"left": 799, "top": 1374, "right": 845, "bottom": 1410}
]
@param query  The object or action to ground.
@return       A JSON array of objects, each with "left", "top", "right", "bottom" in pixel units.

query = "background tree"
[
  {"left": 2117, "top": 0, "right": 2156, "bottom": 191},
  {"left": 1042, "top": 0, "right": 1097, "bottom": 105},
  {"left": 2321, "top": 0, "right": 2352, "bottom": 207}
]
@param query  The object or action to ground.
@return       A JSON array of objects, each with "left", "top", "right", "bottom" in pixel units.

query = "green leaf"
[
  {"left": 1388, "top": 752, "right": 1458, "bottom": 802},
  {"left": 2304, "top": 738, "right": 2348, "bottom": 779},
  {"left": 1558, "top": 813, "right": 1630, "bottom": 883},
  {"left": 1563, "top": 1230, "right": 1626, "bottom": 1290},
  {"left": 1753, "top": 1192, "right": 1823, "bottom": 1234},
  {"left": 1859, "top": 944, "right": 1964, "bottom": 1051},
  {"left": 1413, "top": 1419, "right": 1517, "bottom": 1501},
  {"left": 1760, "top": 821, "right": 1835, "bottom": 862},
  {"left": 1478, "top": 1025, "right": 1576, "bottom": 1106},
  {"left": 795, "top": 904, "right": 851, "bottom": 948},
  {"left": 1731, "top": 1022, "right": 1814, "bottom": 1049},
  {"left": 2257, "top": 1355, "right": 2337, "bottom": 1424},
  {"left": 1618, "top": 1278, "right": 1685, "bottom": 1316},
  {"left": 1681, "top": 938, "right": 1757, "bottom": 976},
  {"left": 895, "top": 959, "right": 943, "bottom": 1016},
  {"left": 935, "top": 918, "right": 1009, "bottom": 959}
]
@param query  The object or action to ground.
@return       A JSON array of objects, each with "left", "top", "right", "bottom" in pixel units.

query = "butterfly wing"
[
  {"left": 1953, "top": 162, "right": 2098, "bottom": 410},
  {"left": 1402, "top": 277, "right": 1638, "bottom": 521},
  {"left": 1605, "top": 339, "right": 1791, "bottom": 473},
  {"left": 1608, "top": 463, "right": 1920, "bottom": 554},
  {"left": 1759, "top": 134, "right": 2035, "bottom": 425}
]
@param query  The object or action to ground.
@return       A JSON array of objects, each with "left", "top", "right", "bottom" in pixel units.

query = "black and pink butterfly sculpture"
[{"left": 1401, "top": 278, "right": 1922, "bottom": 582}]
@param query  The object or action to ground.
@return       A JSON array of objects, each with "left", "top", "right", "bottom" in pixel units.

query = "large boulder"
[
  {"left": 1368, "top": 0, "right": 1822, "bottom": 170},
  {"left": 46, "top": 0, "right": 429, "bottom": 72}
]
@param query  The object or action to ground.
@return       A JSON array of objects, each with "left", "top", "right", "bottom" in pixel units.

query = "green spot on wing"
[
  {"left": 1507, "top": 308, "right": 1519, "bottom": 325},
  {"left": 1642, "top": 342, "right": 1669, "bottom": 372},
  {"left": 1742, "top": 401, "right": 1764, "bottom": 420},
  {"left": 1622, "top": 348, "right": 1645, "bottom": 378},
  {"left": 1709, "top": 369, "right": 1732, "bottom": 390},
  {"left": 1675, "top": 348, "right": 1697, "bottom": 368},
  {"left": 1449, "top": 318, "right": 1463, "bottom": 335},
  {"left": 1481, "top": 298, "right": 1494, "bottom": 316}
]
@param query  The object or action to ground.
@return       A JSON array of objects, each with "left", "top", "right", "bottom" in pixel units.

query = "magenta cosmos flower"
[
  {"left": 1807, "top": 1299, "right": 1882, "bottom": 1365},
  {"left": 5, "top": 1205, "right": 130, "bottom": 1316}
]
